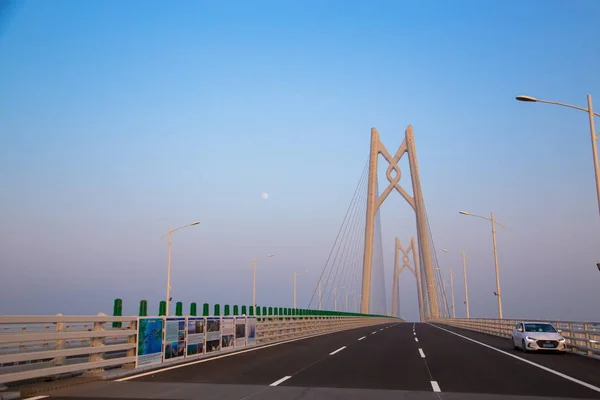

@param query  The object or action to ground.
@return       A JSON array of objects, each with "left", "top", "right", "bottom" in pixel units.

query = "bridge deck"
[{"left": 35, "top": 323, "right": 600, "bottom": 400}]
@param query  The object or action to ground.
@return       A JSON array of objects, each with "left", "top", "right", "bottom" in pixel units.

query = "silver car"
[{"left": 511, "top": 321, "right": 567, "bottom": 353}]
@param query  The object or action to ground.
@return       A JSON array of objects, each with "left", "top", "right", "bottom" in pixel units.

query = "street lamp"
[
  {"left": 337, "top": 286, "right": 348, "bottom": 311},
  {"left": 332, "top": 287, "right": 339, "bottom": 311},
  {"left": 441, "top": 279, "right": 451, "bottom": 318},
  {"left": 442, "top": 248, "right": 470, "bottom": 319},
  {"left": 516, "top": 94, "right": 600, "bottom": 216},
  {"left": 317, "top": 280, "right": 323, "bottom": 310},
  {"left": 251, "top": 254, "right": 274, "bottom": 308},
  {"left": 293, "top": 270, "right": 308, "bottom": 309},
  {"left": 161, "top": 221, "right": 200, "bottom": 316},
  {"left": 449, "top": 268, "right": 455, "bottom": 318},
  {"left": 459, "top": 210, "right": 506, "bottom": 319}
]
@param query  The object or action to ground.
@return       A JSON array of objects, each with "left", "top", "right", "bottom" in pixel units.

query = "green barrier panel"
[
  {"left": 139, "top": 300, "right": 148, "bottom": 317},
  {"left": 203, "top": 303, "right": 210, "bottom": 316},
  {"left": 241, "top": 305, "right": 247, "bottom": 315},
  {"left": 224, "top": 304, "right": 230, "bottom": 316},
  {"left": 233, "top": 305, "right": 239, "bottom": 315},
  {"left": 175, "top": 302, "right": 183, "bottom": 316},
  {"left": 112, "top": 298, "right": 122, "bottom": 328},
  {"left": 249, "top": 306, "right": 254, "bottom": 316},
  {"left": 159, "top": 301, "right": 166, "bottom": 316},
  {"left": 190, "top": 302, "right": 197, "bottom": 316},
  {"left": 214, "top": 304, "right": 220, "bottom": 316}
]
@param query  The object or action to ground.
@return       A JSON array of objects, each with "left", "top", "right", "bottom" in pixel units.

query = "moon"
[{"left": 261, "top": 193, "right": 269, "bottom": 200}]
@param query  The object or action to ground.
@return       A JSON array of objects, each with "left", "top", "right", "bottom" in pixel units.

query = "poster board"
[
  {"left": 235, "top": 317, "right": 246, "bottom": 348},
  {"left": 221, "top": 317, "right": 235, "bottom": 349},
  {"left": 186, "top": 317, "right": 205, "bottom": 356},
  {"left": 206, "top": 317, "right": 221, "bottom": 353},
  {"left": 246, "top": 316, "right": 257, "bottom": 345},
  {"left": 136, "top": 317, "right": 164, "bottom": 367},
  {"left": 164, "top": 317, "right": 186, "bottom": 360}
]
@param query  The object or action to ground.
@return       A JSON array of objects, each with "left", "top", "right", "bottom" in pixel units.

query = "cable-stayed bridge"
[
  {"left": 1, "top": 126, "right": 599, "bottom": 400},
  {"left": 309, "top": 125, "right": 451, "bottom": 322}
]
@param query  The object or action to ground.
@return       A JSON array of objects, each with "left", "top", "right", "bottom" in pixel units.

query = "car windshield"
[{"left": 524, "top": 323, "right": 557, "bottom": 333}]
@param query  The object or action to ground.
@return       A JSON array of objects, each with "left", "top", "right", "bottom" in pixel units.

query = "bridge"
[{"left": 2, "top": 126, "right": 600, "bottom": 400}]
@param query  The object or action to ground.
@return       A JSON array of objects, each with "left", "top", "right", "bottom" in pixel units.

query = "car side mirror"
[
  {"left": 557, "top": 329, "right": 562, "bottom": 333},
  {"left": 517, "top": 328, "right": 523, "bottom": 332}
]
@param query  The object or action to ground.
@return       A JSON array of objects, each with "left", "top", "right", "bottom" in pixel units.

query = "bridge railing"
[
  {"left": 0, "top": 313, "right": 395, "bottom": 387},
  {"left": 432, "top": 318, "right": 600, "bottom": 359}
]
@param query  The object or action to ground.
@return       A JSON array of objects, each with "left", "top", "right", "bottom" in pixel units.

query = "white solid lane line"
[
  {"left": 270, "top": 376, "right": 292, "bottom": 386},
  {"left": 418, "top": 348, "right": 426, "bottom": 358},
  {"left": 430, "top": 323, "right": 600, "bottom": 393},
  {"left": 329, "top": 346, "right": 347, "bottom": 355},
  {"left": 415, "top": 338, "right": 419, "bottom": 342},
  {"left": 430, "top": 381, "right": 441, "bottom": 392},
  {"left": 358, "top": 336, "right": 366, "bottom": 341}
]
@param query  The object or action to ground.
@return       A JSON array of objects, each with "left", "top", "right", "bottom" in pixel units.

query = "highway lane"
[
  {"left": 278, "top": 322, "right": 434, "bottom": 391},
  {"left": 419, "top": 323, "right": 600, "bottom": 398},
  {"left": 129, "top": 322, "right": 397, "bottom": 385},
  {"left": 429, "top": 322, "right": 600, "bottom": 394},
  {"left": 24, "top": 321, "right": 600, "bottom": 400}
]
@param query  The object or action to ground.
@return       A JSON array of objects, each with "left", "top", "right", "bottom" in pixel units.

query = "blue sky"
[{"left": 1, "top": 0, "right": 599, "bottom": 321}]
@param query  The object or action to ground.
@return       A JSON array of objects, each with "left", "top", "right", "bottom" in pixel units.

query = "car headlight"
[
  {"left": 526, "top": 336, "right": 537, "bottom": 341},
  {"left": 559, "top": 338, "right": 566, "bottom": 342}
]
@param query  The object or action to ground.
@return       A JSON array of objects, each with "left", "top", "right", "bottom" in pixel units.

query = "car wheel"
[{"left": 521, "top": 339, "right": 528, "bottom": 352}]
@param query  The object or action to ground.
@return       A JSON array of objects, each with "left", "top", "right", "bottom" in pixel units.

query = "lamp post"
[
  {"left": 345, "top": 289, "right": 349, "bottom": 312},
  {"left": 318, "top": 280, "right": 322, "bottom": 310},
  {"left": 516, "top": 94, "right": 600, "bottom": 217},
  {"left": 459, "top": 210, "right": 506, "bottom": 319},
  {"left": 337, "top": 286, "right": 347, "bottom": 312},
  {"left": 333, "top": 287, "right": 338, "bottom": 311},
  {"left": 161, "top": 221, "right": 200, "bottom": 316},
  {"left": 442, "top": 248, "right": 470, "bottom": 318},
  {"left": 449, "top": 268, "right": 455, "bottom": 318},
  {"left": 251, "top": 254, "right": 274, "bottom": 308},
  {"left": 293, "top": 270, "right": 308, "bottom": 309}
]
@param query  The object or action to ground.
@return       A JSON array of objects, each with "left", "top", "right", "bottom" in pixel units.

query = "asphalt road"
[{"left": 33, "top": 322, "right": 600, "bottom": 400}]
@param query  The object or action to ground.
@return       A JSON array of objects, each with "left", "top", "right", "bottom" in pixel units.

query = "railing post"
[
  {"left": 85, "top": 313, "right": 107, "bottom": 375},
  {"left": 585, "top": 323, "right": 592, "bottom": 356},
  {"left": 124, "top": 318, "right": 137, "bottom": 369},
  {"left": 54, "top": 313, "right": 66, "bottom": 366}
]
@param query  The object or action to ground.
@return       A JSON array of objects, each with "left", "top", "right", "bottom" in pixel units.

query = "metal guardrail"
[
  {"left": 0, "top": 314, "right": 394, "bottom": 386},
  {"left": 432, "top": 318, "right": 600, "bottom": 359}
]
